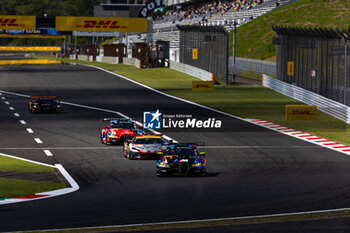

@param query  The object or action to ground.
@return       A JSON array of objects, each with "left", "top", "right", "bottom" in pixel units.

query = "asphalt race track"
[{"left": 1, "top": 60, "right": 350, "bottom": 232}]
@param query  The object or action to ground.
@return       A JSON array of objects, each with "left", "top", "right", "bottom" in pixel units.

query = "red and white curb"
[
  {"left": 0, "top": 152, "right": 79, "bottom": 205},
  {"left": 246, "top": 119, "right": 350, "bottom": 155}
]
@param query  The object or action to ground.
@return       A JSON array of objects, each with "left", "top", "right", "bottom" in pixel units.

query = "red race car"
[{"left": 100, "top": 118, "right": 142, "bottom": 145}]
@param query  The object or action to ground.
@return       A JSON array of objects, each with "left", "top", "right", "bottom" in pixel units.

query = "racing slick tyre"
[
  {"left": 156, "top": 172, "right": 165, "bottom": 177},
  {"left": 200, "top": 168, "right": 206, "bottom": 177},
  {"left": 123, "top": 147, "right": 128, "bottom": 158},
  {"left": 120, "top": 135, "right": 126, "bottom": 144},
  {"left": 128, "top": 154, "right": 134, "bottom": 160},
  {"left": 100, "top": 132, "right": 105, "bottom": 144}
]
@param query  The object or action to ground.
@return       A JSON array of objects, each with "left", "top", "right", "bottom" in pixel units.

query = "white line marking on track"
[
  {"left": 201, "top": 145, "right": 319, "bottom": 149},
  {"left": 0, "top": 152, "right": 55, "bottom": 167},
  {"left": 0, "top": 145, "right": 319, "bottom": 150},
  {"left": 23, "top": 205, "right": 350, "bottom": 233},
  {"left": 14, "top": 113, "right": 20, "bottom": 117},
  {"left": 52, "top": 164, "right": 79, "bottom": 191},
  {"left": 19, "top": 120, "right": 26, "bottom": 125},
  {"left": 43, "top": 150, "right": 53, "bottom": 156},
  {"left": 1, "top": 163, "right": 80, "bottom": 205},
  {"left": 0, "top": 147, "right": 122, "bottom": 150},
  {"left": 9, "top": 106, "right": 14, "bottom": 110},
  {"left": 0, "top": 89, "right": 178, "bottom": 143},
  {"left": 26, "top": 128, "right": 34, "bottom": 133},
  {"left": 0, "top": 154, "right": 79, "bottom": 205},
  {"left": 34, "top": 138, "right": 43, "bottom": 144},
  {"left": 60, "top": 102, "right": 177, "bottom": 143},
  {"left": 4, "top": 101, "right": 9, "bottom": 105}
]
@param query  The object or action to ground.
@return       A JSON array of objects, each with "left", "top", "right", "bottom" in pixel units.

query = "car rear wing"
[
  {"left": 30, "top": 96, "right": 57, "bottom": 99},
  {"left": 101, "top": 118, "right": 133, "bottom": 123},
  {"left": 167, "top": 142, "right": 205, "bottom": 147},
  {"left": 136, "top": 134, "right": 163, "bottom": 137},
  {"left": 30, "top": 96, "right": 59, "bottom": 102}
]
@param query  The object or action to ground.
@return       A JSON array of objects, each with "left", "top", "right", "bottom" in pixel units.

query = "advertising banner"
[
  {"left": 73, "top": 31, "right": 119, "bottom": 37},
  {"left": 192, "top": 48, "right": 198, "bottom": 59},
  {"left": 0, "top": 47, "right": 61, "bottom": 51},
  {"left": 285, "top": 105, "right": 317, "bottom": 120},
  {"left": 0, "top": 34, "right": 66, "bottom": 39},
  {"left": 0, "top": 15, "right": 36, "bottom": 30},
  {"left": 0, "top": 28, "right": 71, "bottom": 35},
  {"left": 192, "top": 81, "right": 214, "bottom": 91},
  {"left": 56, "top": 16, "right": 147, "bottom": 33},
  {"left": 287, "top": 61, "right": 294, "bottom": 76}
]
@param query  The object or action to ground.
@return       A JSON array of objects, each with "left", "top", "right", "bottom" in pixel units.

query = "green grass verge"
[
  {"left": 39, "top": 55, "right": 199, "bottom": 89},
  {"left": 0, "top": 156, "right": 53, "bottom": 173},
  {"left": 0, "top": 177, "right": 65, "bottom": 198},
  {"left": 166, "top": 86, "right": 349, "bottom": 144},
  {"left": 0, "top": 155, "right": 65, "bottom": 198},
  {"left": 230, "top": 0, "right": 350, "bottom": 59}
]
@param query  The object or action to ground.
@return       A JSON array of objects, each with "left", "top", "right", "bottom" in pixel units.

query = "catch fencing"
[
  {"left": 273, "top": 26, "right": 350, "bottom": 106},
  {"left": 230, "top": 57, "right": 276, "bottom": 76},
  {"left": 178, "top": 25, "right": 229, "bottom": 84},
  {"left": 263, "top": 74, "right": 350, "bottom": 123}
]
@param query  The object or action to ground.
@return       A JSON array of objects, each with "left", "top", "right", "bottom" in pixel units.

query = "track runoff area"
[{"left": 0, "top": 61, "right": 350, "bottom": 232}]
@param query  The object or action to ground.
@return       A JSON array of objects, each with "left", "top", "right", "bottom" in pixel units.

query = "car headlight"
[
  {"left": 132, "top": 146, "right": 143, "bottom": 151},
  {"left": 56, "top": 105, "right": 60, "bottom": 108},
  {"left": 192, "top": 163, "right": 202, "bottom": 167},
  {"left": 158, "top": 162, "right": 170, "bottom": 168},
  {"left": 33, "top": 105, "right": 37, "bottom": 108}
]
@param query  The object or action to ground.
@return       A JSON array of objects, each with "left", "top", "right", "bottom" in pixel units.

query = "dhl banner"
[
  {"left": 0, "top": 47, "right": 61, "bottom": 51},
  {"left": 0, "top": 34, "right": 66, "bottom": 39},
  {"left": 0, "top": 60, "right": 60, "bottom": 65},
  {"left": 285, "top": 105, "right": 317, "bottom": 120},
  {"left": 0, "top": 15, "right": 36, "bottom": 30},
  {"left": 192, "top": 81, "right": 214, "bottom": 91},
  {"left": 56, "top": 16, "right": 148, "bottom": 33}
]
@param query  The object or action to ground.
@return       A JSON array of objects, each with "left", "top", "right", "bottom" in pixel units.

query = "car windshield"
[
  {"left": 164, "top": 147, "right": 196, "bottom": 158},
  {"left": 110, "top": 122, "right": 135, "bottom": 130},
  {"left": 133, "top": 138, "right": 162, "bottom": 144},
  {"left": 37, "top": 99, "right": 56, "bottom": 104}
]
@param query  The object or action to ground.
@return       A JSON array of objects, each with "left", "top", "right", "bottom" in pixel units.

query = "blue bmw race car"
[{"left": 156, "top": 143, "right": 206, "bottom": 177}]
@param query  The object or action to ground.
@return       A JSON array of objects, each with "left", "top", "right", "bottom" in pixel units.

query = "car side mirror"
[{"left": 200, "top": 152, "right": 206, "bottom": 158}]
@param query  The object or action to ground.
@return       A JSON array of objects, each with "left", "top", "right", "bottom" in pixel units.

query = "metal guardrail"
[
  {"left": 231, "top": 57, "right": 276, "bottom": 76},
  {"left": 263, "top": 74, "right": 350, "bottom": 124},
  {"left": 170, "top": 61, "right": 213, "bottom": 81},
  {"left": 96, "top": 56, "right": 119, "bottom": 64},
  {"left": 123, "top": 57, "right": 141, "bottom": 68},
  {"left": 77, "top": 55, "right": 88, "bottom": 61}
]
